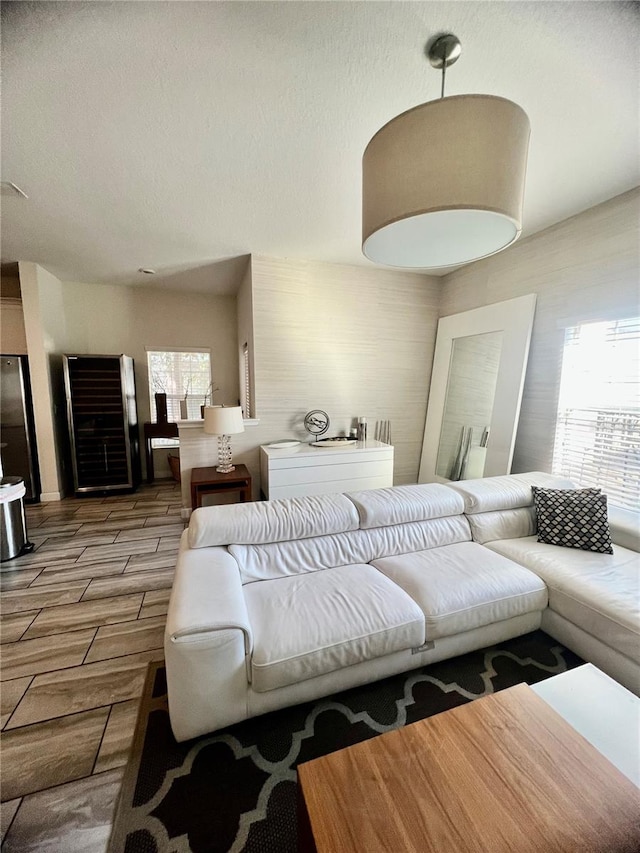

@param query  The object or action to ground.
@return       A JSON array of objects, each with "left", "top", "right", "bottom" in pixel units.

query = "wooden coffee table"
[{"left": 298, "top": 669, "right": 640, "bottom": 853}]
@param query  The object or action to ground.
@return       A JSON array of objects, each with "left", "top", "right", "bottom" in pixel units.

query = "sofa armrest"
[
  {"left": 166, "top": 534, "right": 253, "bottom": 655},
  {"left": 165, "top": 535, "right": 254, "bottom": 740}
]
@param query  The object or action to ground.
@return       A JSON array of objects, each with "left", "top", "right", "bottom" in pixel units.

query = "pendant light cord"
[{"left": 427, "top": 33, "right": 460, "bottom": 100}]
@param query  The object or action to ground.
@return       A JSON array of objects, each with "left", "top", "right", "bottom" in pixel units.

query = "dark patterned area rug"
[{"left": 109, "top": 631, "right": 583, "bottom": 853}]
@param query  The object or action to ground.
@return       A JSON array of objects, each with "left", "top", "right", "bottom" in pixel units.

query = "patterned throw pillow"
[{"left": 531, "top": 487, "right": 613, "bottom": 554}]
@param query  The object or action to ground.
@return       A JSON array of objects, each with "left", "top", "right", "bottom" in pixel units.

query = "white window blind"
[
  {"left": 552, "top": 317, "right": 640, "bottom": 510},
  {"left": 147, "top": 349, "right": 212, "bottom": 421},
  {"left": 242, "top": 343, "right": 252, "bottom": 419}
]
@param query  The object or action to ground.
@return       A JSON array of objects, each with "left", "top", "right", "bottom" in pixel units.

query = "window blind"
[
  {"left": 242, "top": 343, "right": 252, "bottom": 419},
  {"left": 147, "top": 349, "right": 212, "bottom": 421},
  {"left": 552, "top": 317, "right": 640, "bottom": 511}
]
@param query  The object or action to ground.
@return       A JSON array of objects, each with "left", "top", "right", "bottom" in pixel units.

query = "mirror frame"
[{"left": 418, "top": 293, "right": 537, "bottom": 483}]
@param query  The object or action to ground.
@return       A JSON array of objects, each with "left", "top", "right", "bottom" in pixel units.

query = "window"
[
  {"left": 147, "top": 348, "right": 212, "bottom": 421},
  {"left": 241, "top": 342, "right": 252, "bottom": 419},
  {"left": 552, "top": 317, "right": 639, "bottom": 510}
]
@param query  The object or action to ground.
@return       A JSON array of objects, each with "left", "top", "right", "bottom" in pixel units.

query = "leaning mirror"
[{"left": 419, "top": 294, "right": 536, "bottom": 483}]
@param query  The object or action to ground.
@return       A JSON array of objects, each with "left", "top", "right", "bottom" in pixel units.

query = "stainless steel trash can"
[{"left": 1, "top": 476, "right": 29, "bottom": 561}]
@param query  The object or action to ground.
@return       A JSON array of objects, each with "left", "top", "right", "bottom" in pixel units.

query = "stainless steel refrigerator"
[{"left": 0, "top": 355, "right": 40, "bottom": 501}]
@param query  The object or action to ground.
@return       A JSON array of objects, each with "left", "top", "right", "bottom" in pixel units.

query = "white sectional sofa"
[
  {"left": 448, "top": 477, "right": 640, "bottom": 698},
  {"left": 165, "top": 472, "right": 639, "bottom": 741}
]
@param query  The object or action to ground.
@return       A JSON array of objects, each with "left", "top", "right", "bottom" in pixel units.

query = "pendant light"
[{"left": 362, "top": 34, "right": 530, "bottom": 269}]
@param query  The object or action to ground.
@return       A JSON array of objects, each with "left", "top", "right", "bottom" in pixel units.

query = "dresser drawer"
[
  {"left": 268, "top": 458, "right": 393, "bottom": 488},
  {"left": 260, "top": 441, "right": 394, "bottom": 500},
  {"left": 268, "top": 474, "right": 394, "bottom": 501}
]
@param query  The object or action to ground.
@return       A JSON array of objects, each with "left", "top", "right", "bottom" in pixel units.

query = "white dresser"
[{"left": 260, "top": 440, "right": 394, "bottom": 500}]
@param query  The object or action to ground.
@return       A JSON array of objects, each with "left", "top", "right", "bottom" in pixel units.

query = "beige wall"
[
  {"left": 250, "top": 256, "right": 440, "bottom": 485},
  {"left": 19, "top": 188, "right": 637, "bottom": 501},
  {"left": 60, "top": 281, "right": 239, "bottom": 478},
  {"left": 16, "top": 268, "right": 239, "bottom": 494},
  {"left": 438, "top": 187, "right": 640, "bottom": 474},
  {"left": 1, "top": 299, "right": 28, "bottom": 354},
  {"left": 0, "top": 271, "right": 21, "bottom": 300},
  {"left": 1, "top": 268, "right": 26, "bottom": 353},
  {"left": 18, "top": 256, "right": 439, "bottom": 501},
  {"left": 18, "top": 262, "right": 67, "bottom": 499},
  {"left": 177, "top": 256, "right": 440, "bottom": 509}
]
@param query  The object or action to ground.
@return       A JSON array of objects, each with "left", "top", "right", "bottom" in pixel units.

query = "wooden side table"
[{"left": 190, "top": 464, "right": 252, "bottom": 511}]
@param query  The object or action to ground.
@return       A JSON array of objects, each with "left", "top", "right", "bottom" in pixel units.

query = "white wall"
[{"left": 438, "top": 188, "right": 640, "bottom": 473}]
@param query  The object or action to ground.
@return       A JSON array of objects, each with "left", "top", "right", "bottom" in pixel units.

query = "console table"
[
  {"left": 190, "top": 464, "right": 252, "bottom": 510},
  {"left": 260, "top": 440, "right": 394, "bottom": 500},
  {"left": 143, "top": 421, "right": 179, "bottom": 483}
]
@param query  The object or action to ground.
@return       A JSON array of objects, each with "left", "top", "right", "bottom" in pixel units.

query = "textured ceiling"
[{"left": 1, "top": 1, "right": 639, "bottom": 293}]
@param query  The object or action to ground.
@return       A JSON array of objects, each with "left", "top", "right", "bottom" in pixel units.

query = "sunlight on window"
[
  {"left": 241, "top": 342, "right": 252, "bottom": 419},
  {"left": 147, "top": 349, "right": 212, "bottom": 421},
  {"left": 552, "top": 318, "right": 639, "bottom": 510}
]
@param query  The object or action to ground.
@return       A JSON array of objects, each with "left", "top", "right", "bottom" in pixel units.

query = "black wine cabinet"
[{"left": 63, "top": 354, "right": 141, "bottom": 495}]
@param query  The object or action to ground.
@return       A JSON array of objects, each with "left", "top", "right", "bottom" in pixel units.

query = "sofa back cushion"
[
  {"left": 608, "top": 505, "right": 640, "bottom": 553},
  {"left": 466, "top": 506, "right": 537, "bottom": 545},
  {"left": 347, "top": 483, "right": 464, "bottom": 528},
  {"left": 448, "top": 471, "right": 575, "bottom": 515},
  {"left": 231, "top": 515, "right": 472, "bottom": 583},
  {"left": 188, "top": 492, "right": 359, "bottom": 549},
  {"left": 448, "top": 472, "right": 576, "bottom": 544}
]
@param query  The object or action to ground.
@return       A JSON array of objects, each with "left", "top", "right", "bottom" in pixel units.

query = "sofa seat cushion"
[
  {"left": 244, "top": 564, "right": 425, "bottom": 692},
  {"left": 486, "top": 537, "right": 640, "bottom": 664},
  {"left": 372, "top": 542, "right": 548, "bottom": 640}
]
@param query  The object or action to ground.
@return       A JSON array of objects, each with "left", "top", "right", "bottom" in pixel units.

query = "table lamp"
[{"left": 203, "top": 406, "right": 245, "bottom": 473}]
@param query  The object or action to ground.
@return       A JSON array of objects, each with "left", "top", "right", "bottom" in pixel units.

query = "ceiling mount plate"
[{"left": 426, "top": 34, "right": 462, "bottom": 69}]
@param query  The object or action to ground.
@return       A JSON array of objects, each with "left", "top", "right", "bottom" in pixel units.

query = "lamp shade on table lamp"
[{"left": 203, "top": 406, "right": 244, "bottom": 473}]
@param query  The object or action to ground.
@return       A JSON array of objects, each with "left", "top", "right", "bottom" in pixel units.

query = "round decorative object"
[{"left": 304, "top": 410, "right": 330, "bottom": 439}]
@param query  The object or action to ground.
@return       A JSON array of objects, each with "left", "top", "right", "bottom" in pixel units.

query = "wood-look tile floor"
[{"left": 0, "top": 481, "right": 184, "bottom": 851}]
